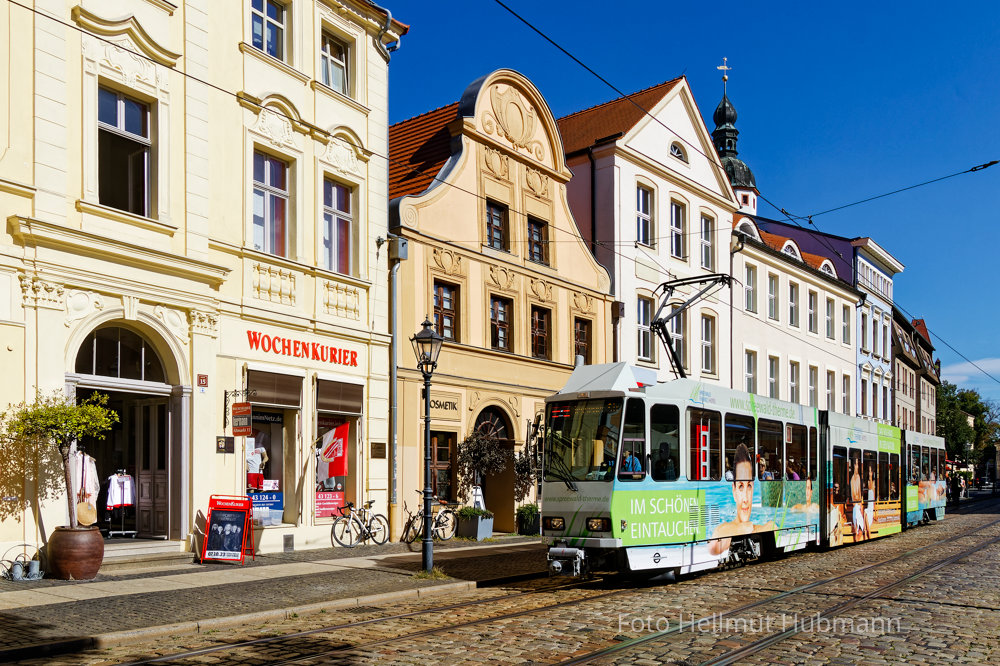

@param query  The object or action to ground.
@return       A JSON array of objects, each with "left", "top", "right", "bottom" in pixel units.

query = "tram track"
[{"left": 559, "top": 503, "right": 1000, "bottom": 665}]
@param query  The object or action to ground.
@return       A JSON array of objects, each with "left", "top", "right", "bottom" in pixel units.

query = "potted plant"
[
  {"left": 1, "top": 391, "right": 118, "bottom": 579},
  {"left": 455, "top": 505, "right": 494, "bottom": 541},
  {"left": 515, "top": 503, "right": 539, "bottom": 535}
]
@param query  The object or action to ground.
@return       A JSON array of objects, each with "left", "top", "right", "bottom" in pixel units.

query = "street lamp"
[{"left": 411, "top": 317, "right": 444, "bottom": 572}]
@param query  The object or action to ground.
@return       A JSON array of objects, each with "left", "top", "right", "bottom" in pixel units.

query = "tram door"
[{"left": 135, "top": 400, "right": 170, "bottom": 538}]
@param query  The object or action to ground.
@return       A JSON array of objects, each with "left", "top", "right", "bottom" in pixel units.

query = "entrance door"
[{"left": 136, "top": 401, "right": 170, "bottom": 538}]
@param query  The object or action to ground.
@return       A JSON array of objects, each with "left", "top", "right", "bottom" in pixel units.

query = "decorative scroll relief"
[
  {"left": 188, "top": 310, "right": 219, "bottom": 337},
  {"left": 82, "top": 35, "right": 159, "bottom": 91},
  {"left": 432, "top": 248, "right": 464, "bottom": 277},
  {"left": 152, "top": 304, "right": 188, "bottom": 341},
  {"left": 572, "top": 291, "right": 595, "bottom": 314},
  {"left": 65, "top": 290, "right": 104, "bottom": 326},
  {"left": 122, "top": 295, "right": 139, "bottom": 320},
  {"left": 19, "top": 276, "right": 65, "bottom": 310},
  {"left": 469, "top": 391, "right": 521, "bottom": 420},
  {"left": 488, "top": 265, "right": 516, "bottom": 292},
  {"left": 483, "top": 147, "right": 510, "bottom": 180},
  {"left": 525, "top": 167, "right": 549, "bottom": 198},
  {"left": 323, "top": 281, "right": 360, "bottom": 320},
  {"left": 251, "top": 107, "right": 297, "bottom": 150},
  {"left": 321, "top": 138, "right": 362, "bottom": 177},
  {"left": 529, "top": 278, "right": 553, "bottom": 303},
  {"left": 253, "top": 264, "right": 296, "bottom": 306},
  {"left": 481, "top": 84, "right": 545, "bottom": 162}
]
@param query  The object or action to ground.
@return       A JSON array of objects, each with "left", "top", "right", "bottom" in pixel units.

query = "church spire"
[{"left": 710, "top": 59, "right": 758, "bottom": 210}]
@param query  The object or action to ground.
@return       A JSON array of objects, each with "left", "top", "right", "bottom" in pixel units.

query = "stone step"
[{"left": 99, "top": 540, "right": 195, "bottom": 573}]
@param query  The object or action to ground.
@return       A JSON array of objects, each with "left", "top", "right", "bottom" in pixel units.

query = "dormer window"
[
  {"left": 821, "top": 263, "right": 835, "bottom": 277},
  {"left": 670, "top": 142, "right": 687, "bottom": 162}
]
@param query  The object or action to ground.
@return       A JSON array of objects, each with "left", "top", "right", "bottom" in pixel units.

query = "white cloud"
[{"left": 939, "top": 358, "right": 1000, "bottom": 401}]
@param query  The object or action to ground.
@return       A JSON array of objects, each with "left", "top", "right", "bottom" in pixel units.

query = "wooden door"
[{"left": 137, "top": 401, "right": 170, "bottom": 537}]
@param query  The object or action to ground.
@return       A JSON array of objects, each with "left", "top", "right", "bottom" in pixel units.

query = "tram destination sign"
[{"left": 232, "top": 402, "right": 252, "bottom": 436}]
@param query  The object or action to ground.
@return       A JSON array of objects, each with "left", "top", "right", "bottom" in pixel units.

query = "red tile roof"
[
  {"left": 388, "top": 102, "right": 459, "bottom": 199},
  {"left": 557, "top": 78, "right": 683, "bottom": 155},
  {"left": 912, "top": 318, "right": 932, "bottom": 345}
]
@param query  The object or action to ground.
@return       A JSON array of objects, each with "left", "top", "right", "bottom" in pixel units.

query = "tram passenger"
[
  {"left": 709, "top": 444, "right": 776, "bottom": 556},
  {"left": 757, "top": 456, "right": 773, "bottom": 481}
]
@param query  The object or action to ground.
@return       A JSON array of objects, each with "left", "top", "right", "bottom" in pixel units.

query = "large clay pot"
[{"left": 46, "top": 526, "right": 104, "bottom": 580}]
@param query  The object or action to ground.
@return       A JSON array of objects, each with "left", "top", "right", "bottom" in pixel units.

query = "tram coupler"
[{"left": 548, "top": 544, "right": 587, "bottom": 577}]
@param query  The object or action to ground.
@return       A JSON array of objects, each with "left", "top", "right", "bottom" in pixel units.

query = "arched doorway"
[
  {"left": 71, "top": 324, "right": 181, "bottom": 539},
  {"left": 474, "top": 407, "right": 516, "bottom": 532}
]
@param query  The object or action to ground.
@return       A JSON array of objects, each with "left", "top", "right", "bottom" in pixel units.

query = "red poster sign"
[
  {"left": 232, "top": 402, "right": 252, "bottom": 436},
  {"left": 319, "top": 422, "right": 350, "bottom": 478},
  {"left": 316, "top": 491, "right": 346, "bottom": 518},
  {"left": 201, "top": 495, "right": 255, "bottom": 565}
]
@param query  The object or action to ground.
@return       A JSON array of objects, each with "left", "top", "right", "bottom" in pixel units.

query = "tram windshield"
[{"left": 545, "top": 398, "right": 623, "bottom": 483}]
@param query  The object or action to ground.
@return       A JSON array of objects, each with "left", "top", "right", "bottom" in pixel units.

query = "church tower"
[{"left": 712, "top": 61, "right": 758, "bottom": 215}]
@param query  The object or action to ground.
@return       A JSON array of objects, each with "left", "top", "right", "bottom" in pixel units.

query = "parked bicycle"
[
  {"left": 331, "top": 500, "right": 389, "bottom": 548},
  {"left": 402, "top": 490, "right": 457, "bottom": 543}
]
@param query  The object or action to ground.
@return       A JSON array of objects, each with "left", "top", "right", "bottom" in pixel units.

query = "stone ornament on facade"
[
  {"left": 481, "top": 85, "right": 545, "bottom": 162},
  {"left": 188, "top": 310, "right": 219, "bottom": 338},
  {"left": 572, "top": 291, "right": 595, "bottom": 314},
  {"left": 122, "top": 295, "right": 140, "bottom": 321},
  {"left": 64, "top": 290, "right": 104, "bottom": 327},
  {"left": 468, "top": 391, "right": 521, "bottom": 421},
  {"left": 253, "top": 263, "right": 297, "bottom": 306},
  {"left": 524, "top": 167, "right": 549, "bottom": 198},
  {"left": 152, "top": 304, "right": 189, "bottom": 342},
  {"left": 19, "top": 275, "right": 65, "bottom": 310},
  {"left": 432, "top": 248, "right": 465, "bottom": 276},
  {"left": 251, "top": 106, "right": 297, "bottom": 150},
  {"left": 529, "top": 278, "right": 554, "bottom": 303},
  {"left": 483, "top": 147, "right": 510, "bottom": 181},
  {"left": 323, "top": 281, "right": 361, "bottom": 320},
  {"left": 321, "top": 136, "right": 363, "bottom": 177},
  {"left": 488, "top": 265, "right": 517, "bottom": 293}
]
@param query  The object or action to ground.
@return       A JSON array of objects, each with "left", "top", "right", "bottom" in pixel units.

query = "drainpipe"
[
  {"left": 369, "top": 3, "right": 401, "bottom": 61},
  {"left": 586, "top": 147, "right": 597, "bottom": 258}
]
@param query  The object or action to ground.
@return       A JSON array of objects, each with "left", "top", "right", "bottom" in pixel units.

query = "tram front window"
[{"left": 545, "top": 398, "right": 623, "bottom": 482}]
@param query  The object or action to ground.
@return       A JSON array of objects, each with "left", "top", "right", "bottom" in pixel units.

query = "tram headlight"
[
  {"left": 586, "top": 517, "right": 611, "bottom": 533},
  {"left": 543, "top": 516, "right": 565, "bottom": 531}
]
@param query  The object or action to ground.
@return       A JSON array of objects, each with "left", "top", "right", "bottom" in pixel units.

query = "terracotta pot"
[{"left": 46, "top": 525, "right": 104, "bottom": 580}]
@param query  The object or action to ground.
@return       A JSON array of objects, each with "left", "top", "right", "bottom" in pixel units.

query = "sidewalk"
[{"left": 0, "top": 535, "right": 547, "bottom": 661}]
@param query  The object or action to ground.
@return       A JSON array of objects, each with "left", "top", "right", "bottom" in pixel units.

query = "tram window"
[
  {"left": 889, "top": 454, "right": 899, "bottom": 500},
  {"left": 618, "top": 398, "right": 646, "bottom": 481},
  {"left": 863, "top": 450, "right": 877, "bottom": 505},
  {"left": 878, "top": 452, "right": 889, "bottom": 501},
  {"left": 932, "top": 449, "right": 940, "bottom": 482},
  {"left": 688, "top": 408, "right": 721, "bottom": 481},
  {"left": 786, "top": 424, "right": 806, "bottom": 480},
  {"left": 724, "top": 414, "right": 755, "bottom": 482},
  {"left": 921, "top": 446, "right": 929, "bottom": 482},
  {"left": 848, "top": 448, "right": 862, "bottom": 506},
  {"left": 544, "top": 398, "right": 623, "bottom": 483},
  {"left": 650, "top": 404, "right": 680, "bottom": 482},
  {"left": 833, "top": 446, "right": 847, "bottom": 503},
  {"left": 808, "top": 427, "right": 817, "bottom": 480},
  {"left": 909, "top": 447, "right": 919, "bottom": 485},
  {"left": 757, "top": 419, "right": 783, "bottom": 481}
]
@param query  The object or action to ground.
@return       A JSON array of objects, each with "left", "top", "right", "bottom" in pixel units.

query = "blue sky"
[{"left": 386, "top": 1, "right": 1000, "bottom": 401}]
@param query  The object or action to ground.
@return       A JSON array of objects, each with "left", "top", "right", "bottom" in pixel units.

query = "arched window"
[
  {"left": 474, "top": 407, "right": 512, "bottom": 443},
  {"left": 670, "top": 142, "right": 687, "bottom": 162},
  {"left": 75, "top": 326, "right": 165, "bottom": 383}
]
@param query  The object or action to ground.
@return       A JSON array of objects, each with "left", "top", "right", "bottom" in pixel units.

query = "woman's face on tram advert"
[{"left": 732, "top": 443, "right": 754, "bottom": 524}]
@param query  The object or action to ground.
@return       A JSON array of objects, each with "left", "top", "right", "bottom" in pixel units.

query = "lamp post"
[{"left": 410, "top": 317, "right": 444, "bottom": 572}]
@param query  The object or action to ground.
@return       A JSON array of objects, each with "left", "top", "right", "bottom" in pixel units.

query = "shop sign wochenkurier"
[{"left": 246, "top": 330, "right": 359, "bottom": 367}]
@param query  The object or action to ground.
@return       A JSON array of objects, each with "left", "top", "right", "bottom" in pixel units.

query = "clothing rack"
[{"left": 107, "top": 470, "right": 137, "bottom": 538}]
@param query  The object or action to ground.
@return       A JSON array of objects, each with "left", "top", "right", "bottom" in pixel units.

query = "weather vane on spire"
[{"left": 717, "top": 57, "right": 731, "bottom": 95}]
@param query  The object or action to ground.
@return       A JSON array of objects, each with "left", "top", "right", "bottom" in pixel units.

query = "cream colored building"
[
  {"left": 388, "top": 69, "right": 613, "bottom": 533},
  {"left": 0, "top": 1, "right": 405, "bottom": 555}
]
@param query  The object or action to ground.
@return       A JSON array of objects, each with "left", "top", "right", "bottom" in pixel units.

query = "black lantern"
[
  {"left": 410, "top": 317, "right": 444, "bottom": 572},
  {"left": 410, "top": 317, "right": 444, "bottom": 378}
]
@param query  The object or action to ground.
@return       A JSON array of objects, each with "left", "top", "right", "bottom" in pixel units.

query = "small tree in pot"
[
  {"left": 455, "top": 429, "right": 508, "bottom": 539},
  {"left": 513, "top": 449, "right": 539, "bottom": 535},
  {"left": 2, "top": 391, "right": 118, "bottom": 579}
]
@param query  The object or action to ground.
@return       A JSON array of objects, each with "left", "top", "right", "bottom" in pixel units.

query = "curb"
[{"left": 0, "top": 579, "right": 476, "bottom": 663}]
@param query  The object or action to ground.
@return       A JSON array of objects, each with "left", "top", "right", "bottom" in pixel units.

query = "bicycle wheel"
[
  {"left": 368, "top": 514, "right": 390, "bottom": 545},
  {"left": 402, "top": 515, "right": 423, "bottom": 544},
  {"left": 434, "top": 509, "right": 457, "bottom": 540},
  {"left": 332, "top": 516, "right": 360, "bottom": 548}
]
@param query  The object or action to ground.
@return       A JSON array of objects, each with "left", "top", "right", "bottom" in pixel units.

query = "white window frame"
[
  {"left": 807, "top": 290, "right": 818, "bottom": 333},
  {"left": 843, "top": 374, "right": 850, "bottom": 414},
  {"left": 768, "top": 274, "right": 779, "bottom": 320},
  {"left": 789, "top": 361, "right": 800, "bottom": 403},
  {"left": 826, "top": 370, "right": 835, "bottom": 412},
  {"left": 861, "top": 311, "right": 869, "bottom": 350},
  {"left": 826, "top": 298, "right": 835, "bottom": 339},
  {"left": 253, "top": 150, "right": 291, "bottom": 257},
  {"left": 745, "top": 264, "right": 757, "bottom": 313},
  {"left": 321, "top": 176, "right": 353, "bottom": 274},
  {"left": 636, "top": 186, "right": 652, "bottom": 246},
  {"left": 745, "top": 350, "right": 757, "bottom": 394},
  {"left": 251, "top": 0, "right": 287, "bottom": 61},
  {"left": 320, "top": 31, "right": 349, "bottom": 95},
  {"left": 700, "top": 215, "right": 714, "bottom": 270},
  {"left": 789, "top": 282, "right": 799, "bottom": 327},
  {"left": 669, "top": 305, "right": 686, "bottom": 369},
  {"left": 637, "top": 296, "right": 653, "bottom": 362},
  {"left": 97, "top": 87, "right": 152, "bottom": 218},
  {"left": 808, "top": 365, "right": 818, "bottom": 407},
  {"left": 669, "top": 201, "right": 685, "bottom": 259},
  {"left": 700, "top": 314, "right": 715, "bottom": 374},
  {"left": 768, "top": 356, "right": 779, "bottom": 399},
  {"left": 842, "top": 304, "right": 851, "bottom": 344}
]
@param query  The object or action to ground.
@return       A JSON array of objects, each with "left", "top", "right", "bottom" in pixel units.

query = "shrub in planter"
[
  {"left": 456, "top": 505, "right": 494, "bottom": 541},
  {"left": 516, "top": 503, "right": 539, "bottom": 535}
]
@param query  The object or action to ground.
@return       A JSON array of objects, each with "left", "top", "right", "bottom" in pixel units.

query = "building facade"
[
  {"left": 910, "top": 318, "right": 939, "bottom": 434},
  {"left": 389, "top": 69, "right": 613, "bottom": 533},
  {"left": 0, "top": 0, "right": 405, "bottom": 555},
  {"left": 557, "top": 78, "right": 738, "bottom": 383}
]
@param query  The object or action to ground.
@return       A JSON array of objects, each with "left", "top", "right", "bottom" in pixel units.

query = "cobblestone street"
[{"left": 16, "top": 499, "right": 1000, "bottom": 665}]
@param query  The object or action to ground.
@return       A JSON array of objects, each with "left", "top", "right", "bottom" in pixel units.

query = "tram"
[{"left": 542, "top": 363, "right": 946, "bottom": 577}]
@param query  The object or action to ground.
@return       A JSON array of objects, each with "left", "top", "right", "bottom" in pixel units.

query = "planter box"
[
  {"left": 457, "top": 516, "right": 494, "bottom": 541},
  {"left": 517, "top": 514, "right": 540, "bottom": 536}
]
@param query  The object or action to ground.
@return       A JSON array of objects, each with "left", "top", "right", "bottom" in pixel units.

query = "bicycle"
[
  {"left": 331, "top": 500, "right": 389, "bottom": 548},
  {"left": 402, "top": 490, "right": 457, "bottom": 543}
]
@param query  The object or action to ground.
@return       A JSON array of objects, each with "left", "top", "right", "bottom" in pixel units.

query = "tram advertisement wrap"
[{"left": 611, "top": 490, "right": 707, "bottom": 545}]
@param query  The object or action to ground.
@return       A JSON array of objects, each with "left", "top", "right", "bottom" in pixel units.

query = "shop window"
[
  {"left": 315, "top": 415, "right": 352, "bottom": 520},
  {"left": 248, "top": 409, "right": 285, "bottom": 525},
  {"left": 688, "top": 408, "right": 721, "bottom": 481},
  {"left": 430, "top": 431, "right": 456, "bottom": 501},
  {"left": 247, "top": 370, "right": 302, "bottom": 407},
  {"left": 316, "top": 379, "right": 363, "bottom": 414},
  {"left": 650, "top": 404, "right": 680, "bottom": 481},
  {"left": 75, "top": 326, "right": 165, "bottom": 383},
  {"left": 98, "top": 87, "right": 151, "bottom": 217}
]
